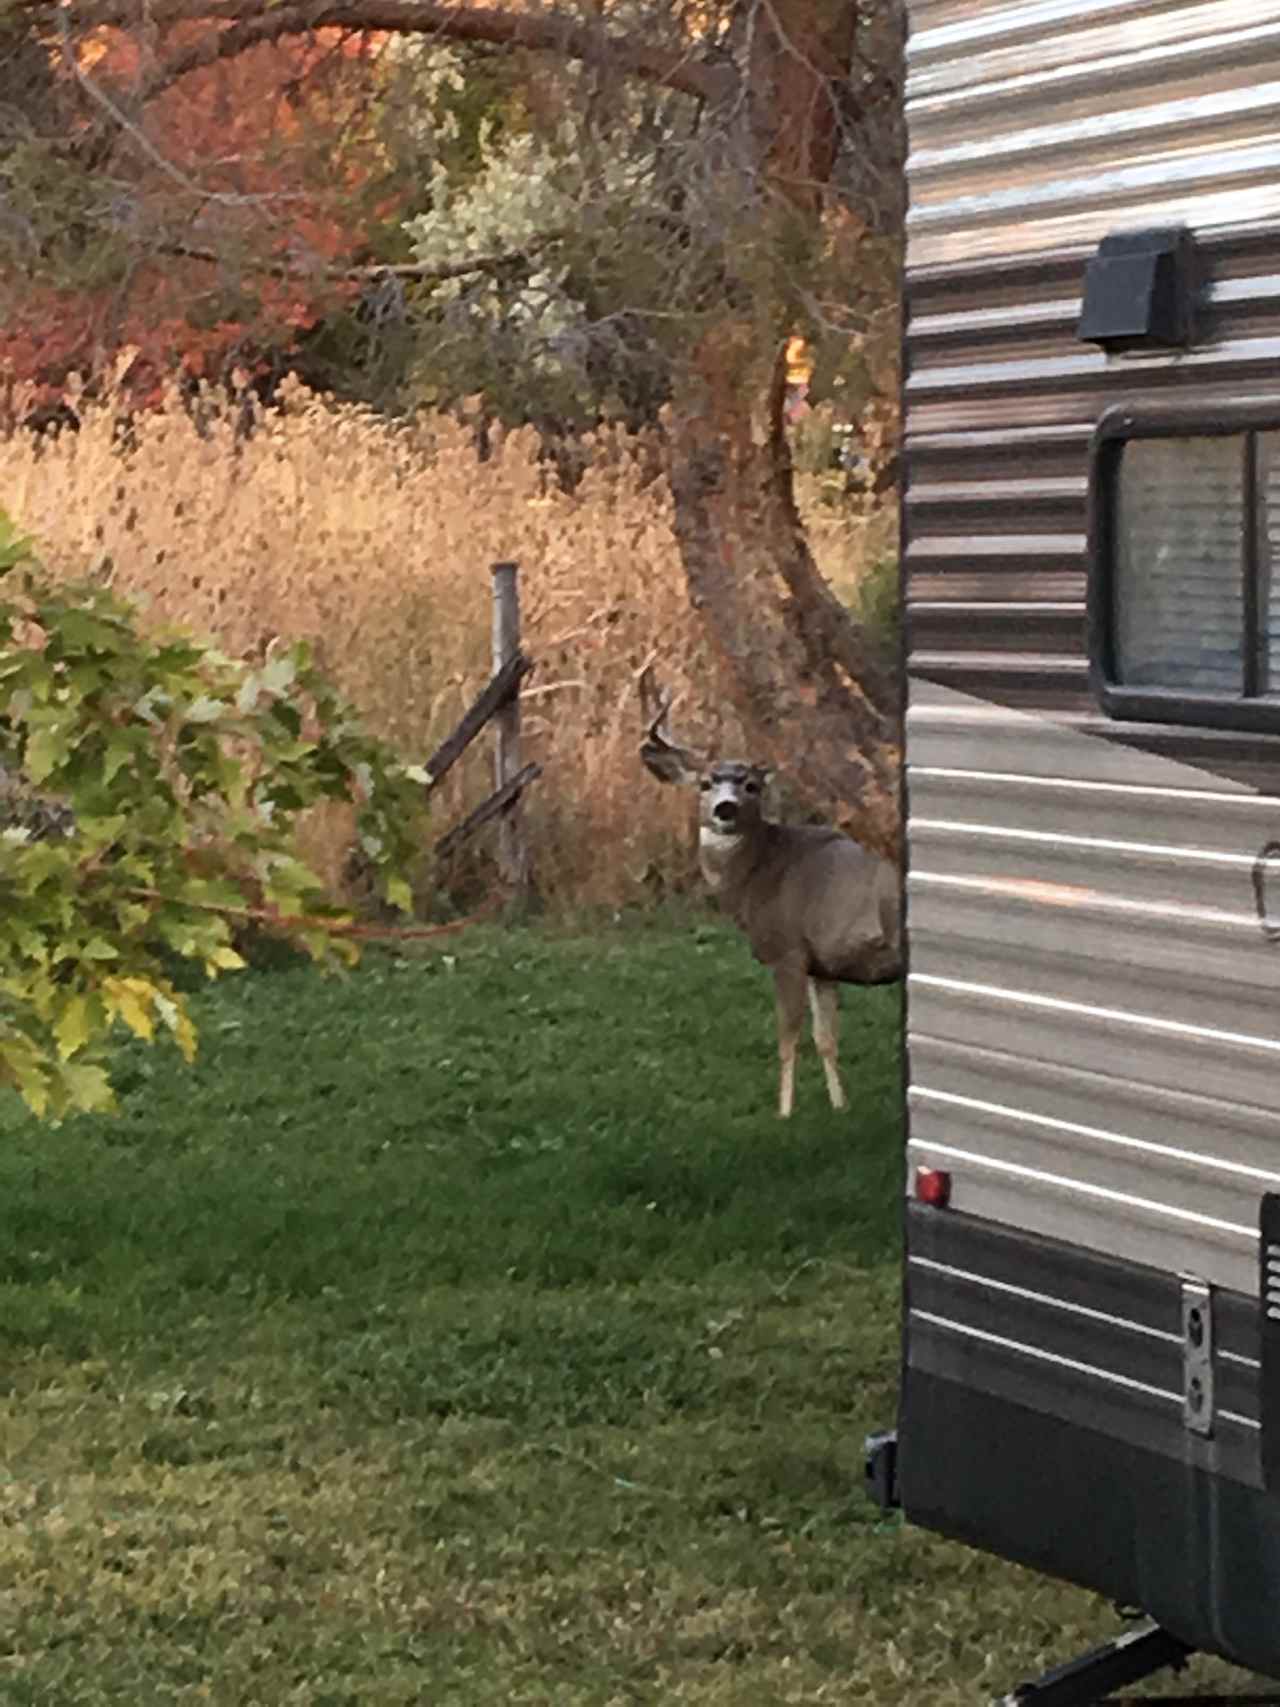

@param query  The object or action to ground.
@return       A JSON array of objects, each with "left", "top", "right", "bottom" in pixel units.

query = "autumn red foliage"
[{"left": 1, "top": 24, "right": 398, "bottom": 407}]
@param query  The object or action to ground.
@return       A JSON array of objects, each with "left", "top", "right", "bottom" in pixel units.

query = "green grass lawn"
[{"left": 0, "top": 917, "right": 1266, "bottom": 1703}]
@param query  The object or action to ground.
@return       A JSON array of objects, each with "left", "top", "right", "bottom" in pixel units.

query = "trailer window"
[
  {"left": 1090, "top": 412, "right": 1280, "bottom": 732},
  {"left": 1114, "top": 436, "right": 1244, "bottom": 693}
]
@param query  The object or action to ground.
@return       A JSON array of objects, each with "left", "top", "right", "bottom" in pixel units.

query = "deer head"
[{"left": 638, "top": 667, "right": 772, "bottom": 831}]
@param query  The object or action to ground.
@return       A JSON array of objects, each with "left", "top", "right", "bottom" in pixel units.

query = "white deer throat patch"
[{"left": 699, "top": 824, "right": 742, "bottom": 892}]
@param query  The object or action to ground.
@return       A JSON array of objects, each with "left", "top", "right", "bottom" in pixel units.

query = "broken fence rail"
[
  {"left": 423, "top": 648, "right": 534, "bottom": 792},
  {"left": 434, "top": 761, "right": 542, "bottom": 860}
]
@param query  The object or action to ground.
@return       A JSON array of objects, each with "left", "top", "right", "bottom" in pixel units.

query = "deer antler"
[
  {"left": 638, "top": 663, "right": 673, "bottom": 740},
  {"left": 638, "top": 665, "right": 704, "bottom": 785}
]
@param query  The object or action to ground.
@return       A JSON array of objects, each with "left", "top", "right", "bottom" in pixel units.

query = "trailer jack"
[{"left": 997, "top": 1620, "right": 1192, "bottom": 1705}]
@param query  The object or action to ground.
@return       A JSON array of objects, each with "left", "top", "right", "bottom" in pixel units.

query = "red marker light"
[{"left": 915, "top": 1167, "right": 952, "bottom": 1208}]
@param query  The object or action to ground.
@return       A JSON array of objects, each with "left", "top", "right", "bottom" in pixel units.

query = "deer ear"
[{"left": 640, "top": 736, "right": 702, "bottom": 787}]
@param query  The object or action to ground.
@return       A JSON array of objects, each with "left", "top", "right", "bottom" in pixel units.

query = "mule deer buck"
[{"left": 640, "top": 673, "right": 901, "bottom": 1118}]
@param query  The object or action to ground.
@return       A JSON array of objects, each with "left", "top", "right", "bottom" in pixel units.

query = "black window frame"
[{"left": 1087, "top": 399, "right": 1280, "bottom": 734}]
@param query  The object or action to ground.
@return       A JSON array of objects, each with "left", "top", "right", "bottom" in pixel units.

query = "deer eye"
[
  {"left": 744, "top": 781, "right": 760, "bottom": 795},
  {"left": 699, "top": 779, "right": 711, "bottom": 791}
]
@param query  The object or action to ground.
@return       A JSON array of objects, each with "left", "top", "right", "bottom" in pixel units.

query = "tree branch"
[
  {"left": 59, "top": 1, "right": 737, "bottom": 108},
  {"left": 762, "top": 340, "right": 899, "bottom": 723},
  {"left": 55, "top": 10, "right": 297, "bottom": 207},
  {"left": 161, "top": 237, "right": 565, "bottom": 285}
]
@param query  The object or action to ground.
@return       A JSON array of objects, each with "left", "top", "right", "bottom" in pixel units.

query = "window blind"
[{"left": 1114, "top": 435, "right": 1244, "bottom": 693}]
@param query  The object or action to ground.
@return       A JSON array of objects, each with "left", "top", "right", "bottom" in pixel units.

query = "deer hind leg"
[
  {"left": 773, "top": 962, "right": 809, "bottom": 1119},
  {"left": 808, "top": 978, "right": 847, "bottom": 1112}
]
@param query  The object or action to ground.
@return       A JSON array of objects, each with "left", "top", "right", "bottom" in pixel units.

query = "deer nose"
[{"left": 713, "top": 800, "right": 738, "bottom": 823}]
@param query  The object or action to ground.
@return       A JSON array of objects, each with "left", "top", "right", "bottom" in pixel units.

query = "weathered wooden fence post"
[
  {"left": 491, "top": 561, "right": 529, "bottom": 896},
  {"left": 424, "top": 564, "right": 540, "bottom": 883}
]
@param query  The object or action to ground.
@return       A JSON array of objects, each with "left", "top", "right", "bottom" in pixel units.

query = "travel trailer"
[{"left": 868, "top": 0, "right": 1280, "bottom": 1697}]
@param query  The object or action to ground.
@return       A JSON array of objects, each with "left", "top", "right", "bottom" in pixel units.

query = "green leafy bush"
[{"left": 0, "top": 511, "right": 428, "bottom": 1117}]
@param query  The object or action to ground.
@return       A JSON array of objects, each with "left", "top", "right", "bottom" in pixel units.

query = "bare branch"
[
  {"left": 161, "top": 236, "right": 567, "bottom": 285},
  {"left": 54, "top": 10, "right": 303, "bottom": 205},
  {"left": 73, "top": 2, "right": 738, "bottom": 109}
]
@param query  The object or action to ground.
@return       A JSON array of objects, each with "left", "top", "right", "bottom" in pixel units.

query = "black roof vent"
[{"left": 1077, "top": 226, "right": 1199, "bottom": 353}]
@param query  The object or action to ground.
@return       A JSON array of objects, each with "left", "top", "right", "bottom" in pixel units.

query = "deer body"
[
  {"left": 700, "top": 818, "right": 900, "bottom": 988},
  {"left": 640, "top": 675, "right": 901, "bottom": 1117}
]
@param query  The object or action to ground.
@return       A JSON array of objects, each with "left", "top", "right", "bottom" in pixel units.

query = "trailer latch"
[{"left": 1181, "top": 1276, "right": 1214, "bottom": 1438}]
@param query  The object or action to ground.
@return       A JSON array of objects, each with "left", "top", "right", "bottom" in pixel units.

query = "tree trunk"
[
  {"left": 667, "top": 328, "right": 900, "bottom": 861},
  {"left": 665, "top": 0, "right": 901, "bottom": 859}
]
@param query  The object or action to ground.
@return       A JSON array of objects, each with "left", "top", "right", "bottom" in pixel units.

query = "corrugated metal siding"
[
  {"left": 908, "top": 0, "right": 1280, "bottom": 266},
  {"left": 903, "top": 0, "right": 1280, "bottom": 1351}
]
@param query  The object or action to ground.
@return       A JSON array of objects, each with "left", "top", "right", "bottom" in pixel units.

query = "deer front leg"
[
  {"left": 808, "top": 978, "right": 846, "bottom": 1112},
  {"left": 773, "top": 961, "right": 809, "bottom": 1119}
]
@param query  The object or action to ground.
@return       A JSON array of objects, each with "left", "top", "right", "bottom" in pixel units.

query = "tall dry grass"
[{"left": 1, "top": 382, "right": 887, "bottom": 913}]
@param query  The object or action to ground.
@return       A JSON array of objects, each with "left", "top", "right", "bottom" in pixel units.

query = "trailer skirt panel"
[
  {"left": 901, "top": 1368, "right": 1280, "bottom": 1675},
  {"left": 901, "top": 1203, "right": 1280, "bottom": 1670}
]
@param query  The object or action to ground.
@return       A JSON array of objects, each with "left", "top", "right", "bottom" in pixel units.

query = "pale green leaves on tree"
[
  {"left": 399, "top": 59, "right": 684, "bottom": 428},
  {"left": 0, "top": 510, "right": 428, "bottom": 1120}
]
